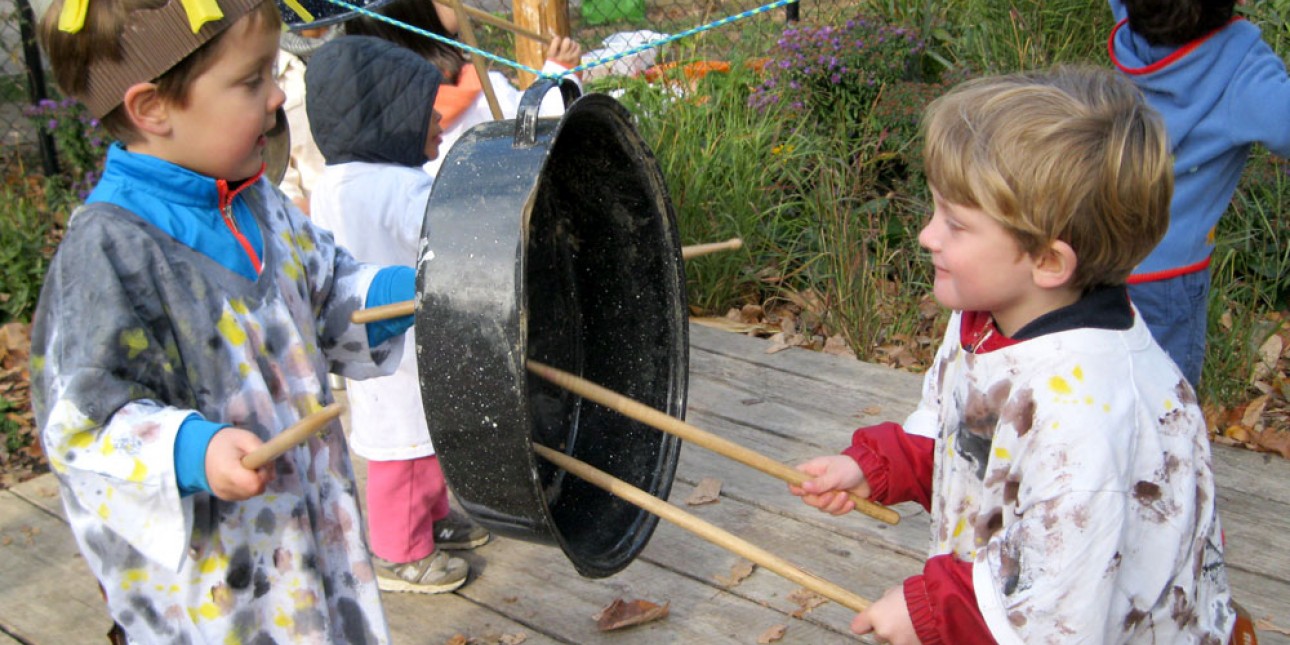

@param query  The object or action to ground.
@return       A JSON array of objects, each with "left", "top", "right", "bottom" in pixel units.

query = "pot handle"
[{"left": 514, "top": 76, "right": 582, "bottom": 148}]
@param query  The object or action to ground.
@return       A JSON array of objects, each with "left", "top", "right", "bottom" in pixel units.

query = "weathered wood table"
[{"left": 2, "top": 324, "right": 1287, "bottom": 643}]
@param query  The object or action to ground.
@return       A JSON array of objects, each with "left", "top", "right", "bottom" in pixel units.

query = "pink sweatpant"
[{"left": 365, "top": 455, "right": 450, "bottom": 563}]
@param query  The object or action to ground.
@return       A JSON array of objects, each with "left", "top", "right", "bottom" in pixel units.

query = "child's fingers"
[{"left": 850, "top": 608, "right": 875, "bottom": 635}]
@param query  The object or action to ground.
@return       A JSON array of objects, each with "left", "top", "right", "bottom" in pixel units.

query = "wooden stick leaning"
[
  {"left": 533, "top": 443, "right": 871, "bottom": 612},
  {"left": 241, "top": 403, "right": 346, "bottom": 470},
  {"left": 443, "top": 2, "right": 553, "bottom": 45},
  {"left": 447, "top": 0, "right": 504, "bottom": 120},
  {"left": 527, "top": 360, "right": 900, "bottom": 525},
  {"left": 350, "top": 238, "right": 745, "bottom": 324}
]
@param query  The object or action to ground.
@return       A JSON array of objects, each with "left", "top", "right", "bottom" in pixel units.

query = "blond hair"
[
  {"left": 39, "top": 0, "right": 279, "bottom": 141},
  {"left": 922, "top": 66, "right": 1172, "bottom": 291}
]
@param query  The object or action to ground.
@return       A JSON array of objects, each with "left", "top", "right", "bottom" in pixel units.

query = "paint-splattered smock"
[
  {"left": 890, "top": 309, "right": 1233, "bottom": 643},
  {"left": 30, "top": 150, "right": 400, "bottom": 643}
]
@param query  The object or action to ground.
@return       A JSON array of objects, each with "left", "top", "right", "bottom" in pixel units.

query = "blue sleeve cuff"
[
  {"left": 365, "top": 265, "right": 416, "bottom": 347},
  {"left": 175, "top": 414, "right": 228, "bottom": 497}
]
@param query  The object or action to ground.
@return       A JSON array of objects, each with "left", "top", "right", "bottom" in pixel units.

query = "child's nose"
[
  {"left": 268, "top": 82, "right": 287, "bottom": 113},
  {"left": 917, "top": 222, "right": 936, "bottom": 250}
]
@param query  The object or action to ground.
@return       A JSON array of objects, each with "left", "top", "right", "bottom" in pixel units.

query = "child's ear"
[
  {"left": 1032, "top": 240, "right": 1077, "bottom": 289},
  {"left": 122, "top": 83, "right": 170, "bottom": 136}
]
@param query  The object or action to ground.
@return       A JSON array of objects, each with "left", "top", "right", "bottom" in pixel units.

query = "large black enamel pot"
[{"left": 414, "top": 79, "right": 689, "bottom": 578}]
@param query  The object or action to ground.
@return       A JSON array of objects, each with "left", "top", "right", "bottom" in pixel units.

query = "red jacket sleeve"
[
  {"left": 905, "top": 555, "right": 993, "bottom": 645},
  {"left": 841, "top": 422, "right": 935, "bottom": 510}
]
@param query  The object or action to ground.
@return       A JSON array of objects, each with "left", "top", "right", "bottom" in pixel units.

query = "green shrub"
[{"left": 0, "top": 180, "right": 64, "bottom": 324}]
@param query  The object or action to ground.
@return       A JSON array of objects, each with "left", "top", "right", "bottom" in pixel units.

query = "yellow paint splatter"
[
  {"left": 97, "top": 502, "right": 110, "bottom": 520},
  {"left": 1103, "top": 403, "right": 1111, "bottom": 413},
  {"left": 952, "top": 517, "right": 966, "bottom": 537},
  {"left": 1049, "top": 376, "right": 1072, "bottom": 395},
  {"left": 282, "top": 258, "right": 302, "bottom": 281},
  {"left": 67, "top": 431, "right": 93, "bottom": 449},
  {"left": 128, "top": 458, "right": 148, "bottom": 483},
  {"left": 239, "top": 363, "right": 251, "bottom": 378},
  {"left": 189, "top": 602, "right": 221, "bottom": 622},
  {"left": 1163, "top": 399, "right": 1174, "bottom": 411},
  {"left": 198, "top": 553, "right": 230, "bottom": 574},
  {"left": 993, "top": 446, "right": 1011, "bottom": 460},
  {"left": 274, "top": 608, "right": 293, "bottom": 628},
  {"left": 217, "top": 311, "right": 247, "bottom": 346},
  {"left": 31, "top": 355, "right": 45, "bottom": 372},
  {"left": 1084, "top": 396, "right": 1094, "bottom": 405},
  {"left": 294, "top": 231, "right": 316, "bottom": 253},
  {"left": 230, "top": 299, "right": 249, "bottom": 315},
  {"left": 120, "top": 328, "right": 149, "bottom": 359},
  {"left": 1072, "top": 365, "right": 1084, "bottom": 382},
  {"left": 120, "top": 568, "right": 148, "bottom": 590}
]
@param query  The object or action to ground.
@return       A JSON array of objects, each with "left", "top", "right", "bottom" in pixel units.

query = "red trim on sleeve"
[
  {"left": 911, "top": 555, "right": 994, "bottom": 644},
  {"left": 842, "top": 422, "right": 935, "bottom": 510}
]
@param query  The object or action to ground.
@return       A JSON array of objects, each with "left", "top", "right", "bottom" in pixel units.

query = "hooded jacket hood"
[{"left": 306, "top": 35, "right": 443, "bottom": 168}]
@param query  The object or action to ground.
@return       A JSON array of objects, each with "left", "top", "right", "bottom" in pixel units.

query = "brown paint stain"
[
  {"left": 975, "top": 508, "right": 1004, "bottom": 544},
  {"left": 1124, "top": 607, "right": 1148, "bottom": 631},
  {"left": 1003, "top": 478, "right": 1021, "bottom": 505},
  {"left": 1174, "top": 379, "right": 1197, "bottom": 406},
  {"left": 1133, "top": 481, "right": 1162, "bottom": 504},
  {"left": 1003, "top": 387, "right": 1036, "bottom": 436}
]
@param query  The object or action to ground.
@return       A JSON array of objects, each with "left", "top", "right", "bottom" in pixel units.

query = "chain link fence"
[{"left": 0, "top": 0, "right": 846, "bottom": 176}]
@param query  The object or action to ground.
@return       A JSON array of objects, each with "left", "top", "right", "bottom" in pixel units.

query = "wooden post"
[{"left": 513, "top": 0, "right": 570, "bottom": 88}]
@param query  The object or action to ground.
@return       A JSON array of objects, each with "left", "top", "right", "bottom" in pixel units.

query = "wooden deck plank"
[
  {"left": 0, "top": 323, "right": 1286, "bottom": 644},
  {"left": 0, "top": 488, "right": 110, "bottom": 643}
]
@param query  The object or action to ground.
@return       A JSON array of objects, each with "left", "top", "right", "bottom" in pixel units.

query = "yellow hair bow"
[{"left": 58, "top": 0, "right": 225, "bottom": 34}]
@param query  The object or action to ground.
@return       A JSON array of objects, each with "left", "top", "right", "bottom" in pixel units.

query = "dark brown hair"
[
  {"left": 1121, "top": 0, "right": 1236, "bottom": 46},
  {"left": 343, "top": 0, "right": 467, "bottom": 82}
]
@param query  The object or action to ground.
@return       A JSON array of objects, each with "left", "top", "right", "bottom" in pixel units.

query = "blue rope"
[{"left": 320, "top": 0, "right": 798, "bottom": 80}]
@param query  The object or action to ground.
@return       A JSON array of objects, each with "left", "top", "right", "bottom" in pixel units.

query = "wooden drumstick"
[
  {"left": 349, "top": 239, "right": 746, "bottom": 324},
  {"left": 533, "top": 443, "right": 872, "bottom": 612},
  {"left": 681, "top": 237, "right": 742, "bottom": 260},
  {"left": 526, "top": 361, "right": 900, "bottom": 525},
  {"left": 352, "top": 300, "right": 416, "bottom": 324},
  {"left": 241, "top": 402, "right": 346, "bottom": 470}
]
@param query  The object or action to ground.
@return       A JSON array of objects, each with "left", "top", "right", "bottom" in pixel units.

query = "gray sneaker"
[
  {"left": 434, "top": 509, "right": 491, "bottom": 550},
  {"left": 374, "top": 549, "right": 468, "bottom": 594}
]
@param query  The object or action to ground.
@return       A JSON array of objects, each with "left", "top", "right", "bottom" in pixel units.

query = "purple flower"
[{"left": 47, "top": 119, "right": 58, "bottom": 130}]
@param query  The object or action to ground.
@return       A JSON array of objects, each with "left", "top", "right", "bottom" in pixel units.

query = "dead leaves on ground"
[
  {"left": 593, "top": 598, "right": 670, "bottom": 631},
  {"left": 0, "top": 322, "right": 44, "bottom": 489},
  {"left": 685, "top": 477, "right": 723, "bottom": 505},
  {"left": 713, "top": 559, "right": 756, "bottom": 588},
  {"left": 1209, "top": 312, "right": 1290, "bottom": 459},
  {"left": 757, "top": 624, "right": 788, "bottom": 643}
]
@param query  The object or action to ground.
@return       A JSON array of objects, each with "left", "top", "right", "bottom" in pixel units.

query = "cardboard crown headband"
[{"left": 57, "top": 0, "right": 268, "bottom": 118}]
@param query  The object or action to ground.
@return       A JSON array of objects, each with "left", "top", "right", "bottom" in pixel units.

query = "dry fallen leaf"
[
  {"left": 787, "top": 588, "right": 828, "bottom": 618},
  {"left": 1252, "top": 427, "right": 1290, "bottom": 460},
  {"left": 861, "top": 405, "right": 882, "bottom": 416},
  {"left": 498, "top": 633, "right": 528, "bottom": 645},
  {"left": 445, "top": 636, "right": 469, "bottom": 645},
  {"left": 757, "top": 624, "right": 788, "bottom": 643},
  {"left": 593, "top": 598, "right": 670, "bottom": 631},
  {"left": 1256, "top": 617, "right": 1290, "bottom": 636},
  {"left": 822, "top": 335, "right": 856, "bottom": 359},
  {"left": 1241, "top": 394, "right": 1269, "bottom": 429},
  {"left": 713, "top": 560, "right": 756, "bottom": 588},
  {"left": 686, "top": 477, "right": 722, "bottom": 505}
]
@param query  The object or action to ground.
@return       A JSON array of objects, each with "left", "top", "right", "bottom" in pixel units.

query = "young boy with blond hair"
[
  {"left": 790, "top": 66, "right": 1235, "bottom": 643},
  {"left": 33, "top": 0, "right": 416, "bottom": 641}
]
